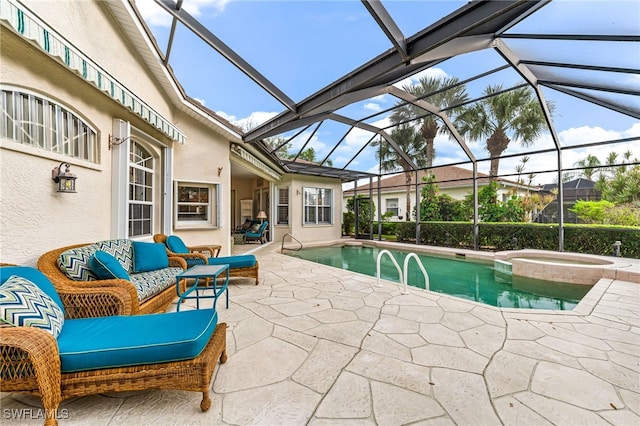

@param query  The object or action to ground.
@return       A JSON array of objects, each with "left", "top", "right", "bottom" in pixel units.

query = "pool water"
[{"left": 285, "top": 245, "right": 592, "bottom": 310}]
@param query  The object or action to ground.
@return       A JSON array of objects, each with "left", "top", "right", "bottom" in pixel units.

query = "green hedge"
[{"left": 394, "top": 221, "right": 640, "bottom": 257}]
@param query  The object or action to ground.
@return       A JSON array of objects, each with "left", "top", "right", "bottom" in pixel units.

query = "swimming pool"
[{"left": 285, "top": 245, "right": 592, "bottom": 310}]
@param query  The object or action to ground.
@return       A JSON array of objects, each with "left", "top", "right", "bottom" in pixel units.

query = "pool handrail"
[
  {"left": 403, "top": 253, "right": 430, "bottom": 293},
  {"left": 376, "top": 249, "right": 403, "bottom": 288},
  {"left": 281, "top": 233, "right": 303, "bottom": 252}
]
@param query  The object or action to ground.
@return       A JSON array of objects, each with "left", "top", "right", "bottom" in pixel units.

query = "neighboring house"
[
  {"left": 343, "top": 166, "right": 537, "bottom": 221},
  {"left": 0, "top": 0, "right": 342, "bottom": 265}
]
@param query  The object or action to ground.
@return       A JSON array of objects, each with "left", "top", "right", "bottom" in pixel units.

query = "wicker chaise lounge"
[
  {"left": 154, "top": 234, "right": 260, "bottom": 284},
  {"left": 0, "top": 265, "right": 227, "bottom": 426},
  {"left": 38, "top": 242, "right": 187, "bottom": 317}
]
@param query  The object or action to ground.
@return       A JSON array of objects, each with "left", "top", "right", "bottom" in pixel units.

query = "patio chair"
[
  {"left": 153, "top": 234, "right": 259, "bottom": 284},
  {"left": 244, "top": 221, "right": 268, "bottom": 244},
  {"left": 0, "top": 265, "right": 227, "bottom": 426}
]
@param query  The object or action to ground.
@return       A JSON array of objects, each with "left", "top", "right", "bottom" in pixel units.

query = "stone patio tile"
[
  {"left": 271, "top": 314, "right": 321, "bottom": 331},
  {"left": 587, "top": 315, "right": 638, "bottom": 331},
  {"left": 273, "top": 325, "right": 318, "bottom": 352},
  {"left": 531, "top": 321, "right": 613, "bottom": 350},
  {"left": 232, "top": 315, "right": 273, "bottom": 350},
  {"left": 355, "top": 305, "right": 382, "bottom": 322},
  {"left": 513, "top": 391, "right": 611, "bottom": 425},
  {"left": 579, "top": 358, "right": 640, "bottom": 392},
  {"left": 347, "top": 350, "right": 432, "bottom": 395},
  {"left": 308, "top": 418, "right": 376, "bottom": 425},
  {"left": 386, "top": 293, "right": 439, "bottom": 307},
  {"left": 292, "top": 339, "right": 358, "bottom": 393},
  {"left": 502, "top": 340, "right": 582, "bottom": 368},
  {"left": 364, "top": 292, "right": 394, "bottom": 308},
  {"left": 536, "top": 335, "right": 608, "bottom": 359},
  {"left": 328, "top": 294, "right": 366, "bottom": 310},
  {"left": 619, "top": 389, "right": 640, "bottom": 416},
  {"left": 270, "top": 298, "right": 332, "bottom": 316},
  {"left": 459, "top": 324, "right": 505, "bottom": 357},
  {"left": 381, "top": 304, "right": 400, "bottom": 316},
  {"left": 371, "top": 381, "right": 445, "bottom": 425},
  {"left": 440, "top": 311, "right": 485, "bottom": 331},
  {"left": 469, "top": 305, "right": 505, "bottom": 327},
  {"left": 222, "top": 381, "right": 320, "bottom": 425},
  {"left": 241, "top": 301, "right": 287, "bottom": 320},
  {"left": 485, "top": 351, "right": 537, "bottom": 397},
  {"left": 213, "top": 338, "right": 307, "bottom": 393},
  {"left": 362, "top": 330, "right": 412, "bottom": 362},
  {"left": 431, "top": 368, "right": 501, "bottom": 425},
  {"left": 309, "top": 308, "right": 359, "bottom": 324},
  {"left": 397, "top": 305, "right": 444, "bottom": 323},
  {"left": 410, "top": 416, "right": 456, "bottom": 426},
  {"left": 373, "top": 315, "right": 420, "bottom": 333},
  {"left": 571, "top": 323, "right": 638, "bottom": 345},
  {"left": 505, "top": 318, "right": 547, "bottom": 340},
  {"left": 599, "top": 408, "right": 640, "bottom": 425},
  {"left": 307, "top": 320, "right": 374, "bottom": 347},
  {"left": 256, "top": 296, "right": 298, "bottom": 305},
  {"left": 412, "top": 344, "right": 489, "bottom": 373},
  {"left": 531, "top": 361, "right": 623, "bottom": 410},
  {"left": 419, "top": 324, "right": 465, "bottom": 347},
  {"left": 608, "top": 340, "right": 640, "bottom": 356},
  {"left": 436, "top": 296, "right": 475, "bottom": 313},
  {"left": 315, "top": 371, "right": 371, "bottom": 418},
  {"left": 493, "top": 395, "right": 554, "bottom": 426},
  {"left": 388, "top": 332, "right": 427, "bottom": 348}
]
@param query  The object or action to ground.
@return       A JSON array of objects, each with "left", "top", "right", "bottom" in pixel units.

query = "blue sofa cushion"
[
  {"left": 130, "top": 267, "right": 183, "bottom": 301},
  {"left": 165, "top": 235, "right": 190, "bottom": 254},
  {"left": 133, "top": 241, "right": 169, "bottom": 273},
  {"left": 89, "top": 251, "right": 131, "bottom": 280},
  {"left": 0, "top": 275, "right": 65, "bottom": 338},
  {"left": 57, "top": 308, "right": 218, "bottom": 373},
  {"left": 95, "top": 239, "right": 134, "bottom": 274},
  {"left": 207, "top": 254, "right": 256, "bottom": 269}
]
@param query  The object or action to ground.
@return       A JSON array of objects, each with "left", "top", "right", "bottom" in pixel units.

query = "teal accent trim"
[
  {"left": 16, "top": 9, "right": 24, "bottom": 34},
  {"left": 82, "top": 59, "right": 87, "bottom": 78},
  {"left": 43, "top": 29, "right": 50, "bottom": 52},
  {"left": 64, "top": 46, "right": 70, "bottom": 65},
  {"left": 97, "top": 72, "right": 102, "bottom": 88},
  {"left": 110, "top": 81, "right": 114, "bottom": 97}
]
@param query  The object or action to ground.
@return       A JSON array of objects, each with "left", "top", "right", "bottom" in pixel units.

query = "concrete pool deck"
[{"left": 2, "top": 243, "right": 639, "bottom": 425}]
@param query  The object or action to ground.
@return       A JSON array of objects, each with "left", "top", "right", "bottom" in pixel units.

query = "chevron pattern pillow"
[
  {"left": 58, "top": 244, "right": 98, "bottom": 281},
  {"left": 0, "top": 275, "right": 65, "bottom": 338},
  {"left": 95, "top": 239, "right": 134, "bottom": 274}
]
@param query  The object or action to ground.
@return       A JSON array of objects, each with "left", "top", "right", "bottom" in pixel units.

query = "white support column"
[{"left": 111, "top": 119, "right": 130, "bottom": 239}]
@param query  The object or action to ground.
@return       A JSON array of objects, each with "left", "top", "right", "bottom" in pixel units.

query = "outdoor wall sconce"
[
  {"left": 108, "top": 134, "right": 131, "bottom": 150},
  {"left": 296, "top": 189, "right": 301, "bottom": 195},
  {"left": 52, "top": 162, "right": 77, "bottom": 193}
]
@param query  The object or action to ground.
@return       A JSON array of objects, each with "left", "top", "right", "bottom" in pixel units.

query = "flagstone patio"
[{"left": 2, "top": 244, "right": 639, "bottom": 425}]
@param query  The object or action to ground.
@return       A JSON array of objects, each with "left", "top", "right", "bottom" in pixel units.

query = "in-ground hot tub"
[{"left": 494, "top": 250, "right": 616, "bottom": 285}]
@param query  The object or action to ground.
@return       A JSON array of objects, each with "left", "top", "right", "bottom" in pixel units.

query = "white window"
[
  {"left": 385, "top": 198, "right": 399, "bottom": 216},
  {"left": 276, "top": 186, "right": 289, "bottom": 225},
  {"left": 304, "top": 187, "right": 332, "bottom": 225},
  {"left": 174, "top": 182, "right": 220, "bottom": 229},
  {"left": 0, "top": 88, "right": 98, "bottom": 162},
  {"left": 128, "top": 141, "right": 154, "bottom": 237}
]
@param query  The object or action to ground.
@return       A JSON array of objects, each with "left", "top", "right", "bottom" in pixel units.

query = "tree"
[
  {"left": 392, "top": 76, "right": 469, "bottom": 168},
  {"left": 574, "top": 154, "right": 601, "bottom": 180},
  {"left": 265, "top": 137, "right": 332, "bottom": 166},
  {"left": 456, "top": 84, "right": 549, "bottom": 179},
  {"left": 373, "top": 124, "right": 427, "bottom": 221},
  {"left": 346, "top": 195, "right": 375, "bottom": 234}
]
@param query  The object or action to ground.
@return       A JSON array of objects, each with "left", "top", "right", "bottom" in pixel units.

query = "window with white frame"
[
  {"left": 304, "top": 187, "right": 332, "bottom": 225},
  {"left": 128, "top": 141, "right": 154, "bottom": 237},
  {"left": 276, "top": 186, "right": 289, "bottom": 225},
  {"left": 0, "top": 88, "right": 98, "bottom": 162},
  {"left": 174, "top": 182, "right": 219, "bottom": 228},
  {"left": 385, "top": 198, "right": 399, "bottom": 216}
]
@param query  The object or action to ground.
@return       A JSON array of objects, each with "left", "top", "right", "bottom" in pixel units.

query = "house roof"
[
  {"left": 343, "top": 165, "right": 533, "bottom": 195},
  {"left": 542, "top": 178, "right": 597, "bottom": 192}
]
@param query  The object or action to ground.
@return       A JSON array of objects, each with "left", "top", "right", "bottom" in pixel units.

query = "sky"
[{"left": 136, "top": 0, "right": 640, "bottom": 186}]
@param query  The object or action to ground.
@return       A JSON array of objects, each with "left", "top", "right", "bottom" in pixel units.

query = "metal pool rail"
[
  {"left": 281, "top": 233, "right": 303, "bottom": 252},
  {"left": 376, "top": 249, "right": 430, "bottom": 294}
]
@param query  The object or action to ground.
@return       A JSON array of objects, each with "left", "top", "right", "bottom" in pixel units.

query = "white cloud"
[
  {"left": 217, "top": 110, "right": 278, "bottom": 132},
  {"left": 136, "top": 0, "right": 230, "bottom": 27},
  {"left": 393, "top": 67, "right": 449, "bottom": 91},
  {"left": 364, "top": 102, "right": 381, "bottom": 112},
  {"left": 193, "top": 97, "right": 206, "bottom": 106}
]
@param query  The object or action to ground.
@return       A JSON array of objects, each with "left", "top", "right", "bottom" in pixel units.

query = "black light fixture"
[{"left": 52, "top": 162, "right": 77, "bottom": 193}]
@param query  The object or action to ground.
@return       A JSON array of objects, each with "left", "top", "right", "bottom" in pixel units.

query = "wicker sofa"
[
  {"left": 0, "top": 265, "right": 227, "bottom": 426},
  {"left": 37, "top": 240, "right": 187, "bottom": 317}
]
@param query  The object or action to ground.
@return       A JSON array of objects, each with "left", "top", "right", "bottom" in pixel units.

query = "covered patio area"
[{"left": 3, "top": 244, "right": 638, "bottom": 425}]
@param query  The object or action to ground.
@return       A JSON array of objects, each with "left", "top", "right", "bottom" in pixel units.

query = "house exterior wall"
[
  {"left": 273, "top": 175, "right": 342, "bottom": 244},
  {"left": 0, "top": 0, "right": 232, "bottom": 264}
]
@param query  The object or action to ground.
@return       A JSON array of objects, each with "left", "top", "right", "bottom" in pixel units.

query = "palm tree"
[
  {"left": 373, "top": 124, "right": 427, "bottom": 220},
  {"left": 574, "top": 154, "right": 601, "bottom": 180},
  {"left": 456, "top": 84, "right": 549, "bottom": 179},
  {"left": 391, "top": 76, "right": 468, "bottom": 168}
]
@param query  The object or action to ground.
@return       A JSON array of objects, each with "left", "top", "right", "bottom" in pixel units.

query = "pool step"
[{"left": 494, "top": 259, "right": 513, "bottom": 275}]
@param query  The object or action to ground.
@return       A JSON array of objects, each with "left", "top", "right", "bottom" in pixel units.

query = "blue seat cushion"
[
  {"left": 207, "top": 255, "right": 256, "bottom": 269},
  {"left": 57, "top": 309, "right": 218, "bottom": 373},
  {"left": 89, "top": 251, "right": 130, "bottom": 280},
  {"left": 133, "top": 241, "right": 169, "bottom": 273}
]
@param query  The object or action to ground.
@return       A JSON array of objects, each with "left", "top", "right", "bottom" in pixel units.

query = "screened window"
[
  {"left": 175, "top": 182, "right": 219, "bottom": 228},
  {"left": 385, "top": 198, "right": 399, "bottom": 216},
  {"left": 304, "top": 187, "right": 332, "bottom": 225},
  {"left": 276, "top": 186, "right": 289, "bottom": 225},
  {"left": 128, "top": 141, "right": 154, "bottom": 237},
  {"left": 0, "top": 89, "right": 98, "bottom": 162}
]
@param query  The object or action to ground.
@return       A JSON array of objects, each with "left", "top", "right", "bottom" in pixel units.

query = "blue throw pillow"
[
  {"left": 89, "top": 251, "right": 131, "bottom": 280},
  {"left": 166, "top": 235, "right": 189, "bottom": 254},
  {"left": 0, "top": 275, "right": 65, "bottom": 338},
  {"left": 133, "top": 241, "right": 169, "bottom": 273}
]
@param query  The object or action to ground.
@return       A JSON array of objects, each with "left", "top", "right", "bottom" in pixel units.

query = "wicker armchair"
[
  {"left": 1, "top": 266, "right": 227, "bottom": 426},
  {"left": 38, "top": 244, "right": 187, "bottom": 317},
  {"left": 154, "top": 234, "right": 259, "bottom": 284}
]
